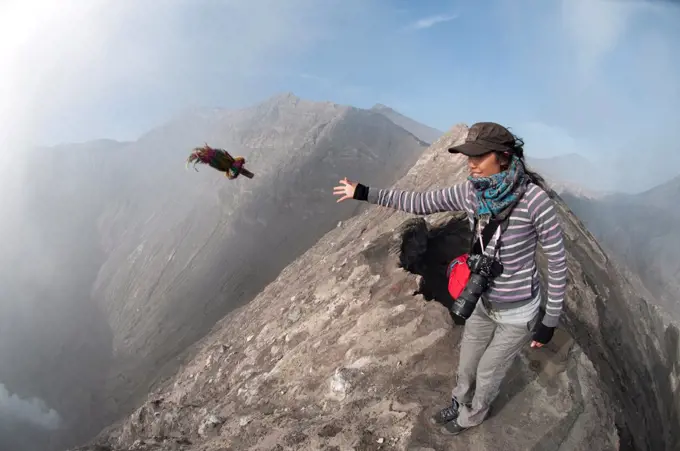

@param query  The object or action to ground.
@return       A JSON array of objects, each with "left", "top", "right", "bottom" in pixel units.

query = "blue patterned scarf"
[{"left": 468, "top": 155, "right": 529, "bottom": 219}]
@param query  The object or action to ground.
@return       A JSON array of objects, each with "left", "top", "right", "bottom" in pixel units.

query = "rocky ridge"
[
  {"left": 73, "top": 125, "right": 679, "bottom": 451},
  {"left": 370, "top": 104, "right": 443, "bottom": 145}
]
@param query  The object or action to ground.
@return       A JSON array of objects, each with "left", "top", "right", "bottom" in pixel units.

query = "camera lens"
[{"left": 450, "top": 273, "right": 489, "bottom": 319}]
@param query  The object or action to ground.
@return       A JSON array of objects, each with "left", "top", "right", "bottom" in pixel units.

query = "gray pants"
[{"left": 451, "top": 302, "right": 534, "bottom": 428}]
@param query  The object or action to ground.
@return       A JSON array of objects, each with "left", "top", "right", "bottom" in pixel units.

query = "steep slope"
[
  {"left": 92, "top": 94, "right": 429, "bottom": 416},
  {"left": 561, "top": 177, "right": 680, "bottom": 315},
  {"left": 634, "top": 174, "right": 680, "bottom": 211},
  {"left": 0, "top": 93, "right": 429, "bottom": 451},
  {"left": 371, "top": 104, "right": 443, "bottom": 144},
  {"left": 73, "top": 125, "right": 679, "bottom": 451}
]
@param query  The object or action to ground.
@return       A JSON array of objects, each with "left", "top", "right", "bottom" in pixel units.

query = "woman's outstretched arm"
[{"left": 333, "top": 177, "right": 472, "bottom": 215}]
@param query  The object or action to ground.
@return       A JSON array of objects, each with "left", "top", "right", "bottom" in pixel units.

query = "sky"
[
  {"left": 0, "top": 0, "right": 677, "bottom": 439},
  {"left": 0, "top": 0, "right": 679, "bottom": 190}
]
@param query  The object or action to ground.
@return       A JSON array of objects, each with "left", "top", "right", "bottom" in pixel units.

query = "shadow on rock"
[{"left": 394, "top": 213, "right": 472, "bottom": 326}]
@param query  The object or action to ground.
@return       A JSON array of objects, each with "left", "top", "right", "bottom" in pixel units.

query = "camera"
[{"left": 450, "top": 253, "right": 504, "bottom": 319}]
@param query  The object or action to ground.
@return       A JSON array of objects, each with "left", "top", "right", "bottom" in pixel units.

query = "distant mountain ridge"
[
  {"left": 634, "top": 174, "right": 680, "bottom": 212},
  {"left": 527, "top": 153, "right": 614, "bottom": 198},
  {"left": 528, "top": 153, "right": 680, "bottom": 313},
  {"left": 371, "top": 103, "right": 443, "bottom": 144},
  {"left": 560, "top": 175, "right": 680, "bottom": 316}
]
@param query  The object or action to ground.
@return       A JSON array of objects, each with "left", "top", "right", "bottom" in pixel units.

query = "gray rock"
[
  {"left": 328, "top": 368, "right": 351, "bottom": 401},
  {"left": 287, "top": 307, "right": 301, "bottom": 323},
  {"left": 197, "top": 414, "right": 224, "bottom": 437},
  {"left": 238, "top": 415, "right": 252, "bottom": 427}
]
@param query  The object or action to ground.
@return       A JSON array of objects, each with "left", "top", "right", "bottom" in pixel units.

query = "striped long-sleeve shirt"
[{"left": 366, "top": 180, "right": 567, "bottom": 327}]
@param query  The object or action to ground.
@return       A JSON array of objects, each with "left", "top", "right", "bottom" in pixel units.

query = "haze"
[{"left": 0, "top": 0, "right": 678, "bottom": 449}]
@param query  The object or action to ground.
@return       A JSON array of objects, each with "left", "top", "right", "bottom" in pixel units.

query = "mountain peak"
[
  {"left": 266, "top": 91, "right": 300, "bottom": 105},
  {"left": 371, "top": 103, "right": 393, "bottom": 111},
  {"left": 370, "top": 103, "right": 443, "bottom": 144}
]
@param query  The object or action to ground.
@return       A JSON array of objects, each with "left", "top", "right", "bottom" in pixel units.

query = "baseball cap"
[{"left": 448, "top": 122, "right": 516, "bottom": 156}]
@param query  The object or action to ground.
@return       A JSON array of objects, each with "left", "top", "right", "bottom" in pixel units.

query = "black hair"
[{"left": 494, "top": 132, "right": 550, "bottom": 193}]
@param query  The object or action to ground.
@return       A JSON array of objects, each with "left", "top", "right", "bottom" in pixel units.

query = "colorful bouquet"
[{"left": 186, "top": 144, "right": 254, "bottom": 179}]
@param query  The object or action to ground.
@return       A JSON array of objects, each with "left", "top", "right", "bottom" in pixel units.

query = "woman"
[{"left": 332, "top": 122, "right": 567, "bottom": 436}]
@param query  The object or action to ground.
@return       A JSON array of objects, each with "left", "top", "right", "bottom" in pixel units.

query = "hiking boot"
[
  {"left": 441, "top": 418, "right": 469, "bottom": 436},
  {"left": 440, "top": 405, "right": 492, "bottom": 436},
  {"left": 430, "top": 399, "right": 461, "bottom": 425}
]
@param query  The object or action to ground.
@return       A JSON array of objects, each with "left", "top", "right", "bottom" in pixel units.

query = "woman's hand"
[
  {"left": 530, "top": 323, "right": 554, "bottom": 348},
  {"left": 333, "top": 177, "right": 358, "bottom": 203}
]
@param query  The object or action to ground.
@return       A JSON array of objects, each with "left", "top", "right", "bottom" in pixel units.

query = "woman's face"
[{"left": 468, "top": 153, "right": 502, "bottom": 178}]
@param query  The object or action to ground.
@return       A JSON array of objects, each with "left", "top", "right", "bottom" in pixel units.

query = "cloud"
[
  {"left": 0, "top": 0, "right": 115, "bottom": 145},
  {"left": 519, "top": 121, "right": 594, "bottom": 159},
  {"left": 0, "top": 0, "right": 372, "bottom": 147},
  {"left": 408, "top": 14, "right": 459, "bottom": 30},
  {"left": 0, "top": 383, "right": 61, "bottom": 430},
  {"left": 298, "top": 72, "right": 334, "bottom": 87},
  {"left": 557, "top": 1, "right": 680, "bottom": 144},
  {"left": 560, "top": 0, "right": 635, "bottom": 81},
  {"left": 493, "top": 0, "right": 680, "bottom": 191}
]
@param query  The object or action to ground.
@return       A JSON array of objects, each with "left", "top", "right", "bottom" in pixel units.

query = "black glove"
[
  {"left": 532, "top": 322, "right": 555, "bottom": 345},
  {"left": 353, "top": 183, "right": 369, "bottom": 201}
]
